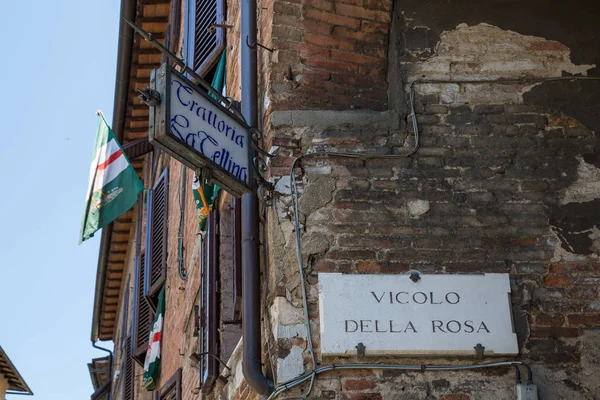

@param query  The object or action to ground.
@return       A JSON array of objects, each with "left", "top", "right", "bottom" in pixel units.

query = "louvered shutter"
[
  {"left": 120, "top": 276, "right": 130, "bottom": 351},
  {"left": 185, "top": 0, "right": 225, "bottom": 77},
  {"left": 145, "top": 169, "right": 169, "bottom": 303},
  {"left": 123, "top": 336, "right": 135, "bottom": 400},
  {"left": 133, "top": 251, "right": 154, "bottom": 366},
  {"left": 156, "top": 368, "right": 182, "bottom": 400}
]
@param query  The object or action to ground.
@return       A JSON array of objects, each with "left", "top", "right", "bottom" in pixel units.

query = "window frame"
[
  {"left": 144, "top": 168, "right": 169, "bottom": 305},
  {"left": 132, "top": 249, "right": 155, "bottom": 366},
  {"left": 183, "top": 0, "right": 226, "bottom": 77},
  {"left": 131, "top": 192, "right": 155, "bottom": 366},
  {"left": 122, "top": 336, "right": 135, "bottom": 400}
]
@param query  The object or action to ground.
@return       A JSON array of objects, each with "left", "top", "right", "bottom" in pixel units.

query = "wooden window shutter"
[
  {"left": 186, "top": 0, "right": 225, "bottom": 76},
  {"left": 123, "top": 336, "right": 135, "bottom": 400},
  {"left": 120, "top": 276, "right": 130, "bottom": 351},
  {"left": 145, "top": 168, "right": 169, "bottom": 303},
  {"left": 156, "top": 368, "right": 182, "bottom": 400},
  {"left": 132, "top": 251, "right": 154, "bottom": 366}
]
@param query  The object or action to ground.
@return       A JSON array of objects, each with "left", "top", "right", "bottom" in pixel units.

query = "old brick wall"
[
  {"left": 105, "top": 155, "right": 243, "bottom": 400},
  {"left": 160, "top": 158, "right": 199, "bottom": 391},
  {"left": 108, "top": 0, "right": 600, "bottom": 399},
  {"left": 137, "top": 0, "right": 248, "bottom": 395},
  {"left": 157, "top": 159, "right": 244, "bottom": 400},
  {"left": 256, "top": 0, "right": 600, "bottom": 399},
  {"left": 264, "top": 0, "right": 391, "bottom": 116},
  {"left": 108, "top": 156, "right": 153, "bottom": 400}
]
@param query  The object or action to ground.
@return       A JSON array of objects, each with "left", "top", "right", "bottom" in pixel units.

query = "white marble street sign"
[{"left": 318, "top": 273, "right": 518, "bottom": 356}]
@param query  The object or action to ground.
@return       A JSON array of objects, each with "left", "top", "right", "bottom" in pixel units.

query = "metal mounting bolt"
[
  {"left": 474, "top": 343, "right": 485, "bottom": 358},
  {"left": 138, "top": 87, "right": 161, "bottom": 107},
  {"left": 356, "top": 342, "right": 366, "bottom": 358},
  {"left": 409, "top": 272, "right": 421, "bottom": 282}
]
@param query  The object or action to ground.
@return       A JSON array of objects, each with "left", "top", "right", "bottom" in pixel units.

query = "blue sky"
[{"left": 0, "top": 1, "right": 120, "bottom": 398}]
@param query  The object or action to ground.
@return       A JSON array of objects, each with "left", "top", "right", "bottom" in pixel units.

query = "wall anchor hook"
[
  {"left": 245, "top": 36, "right": 274, "bottom": 52},
  {"left": 258, "top": 184, "right": 273, "bottom": 207}
]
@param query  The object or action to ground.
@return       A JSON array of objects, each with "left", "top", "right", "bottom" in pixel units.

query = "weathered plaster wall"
[
  {"left": 398, "top": 0, "right": 600, "bottom": 168},
  {"left": 251, "top": 0, "right": 600, "bottom": 399}
]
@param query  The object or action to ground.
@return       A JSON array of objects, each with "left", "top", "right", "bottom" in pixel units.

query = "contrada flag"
[
  {"left": 143, "top": 285, "right": 165, "bottom": 390},
  {"left": 80, "top": 112, "right": 143, "bottom": 243}
]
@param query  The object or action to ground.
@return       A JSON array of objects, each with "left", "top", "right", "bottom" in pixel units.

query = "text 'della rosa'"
[
  {"left": 169, "top": 79, "right": 249, "bottom": 184},
  {"left": 318, "top": 273, "right": 519, "bottom": 355},
  {"left": 346, "top": 291, "right": 490, "bottom": 334}
]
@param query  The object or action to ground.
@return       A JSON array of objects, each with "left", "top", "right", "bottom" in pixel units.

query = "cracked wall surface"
[{"left": 225, "top": 0, "right": 600, "bottom": 399}]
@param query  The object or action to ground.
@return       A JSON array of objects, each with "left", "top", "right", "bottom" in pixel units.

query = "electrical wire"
[
  {"left": 266, "top": 74, "right": 600, "bottom": 397},
  {"left": 524, "top": 363, "right": 533, "bottom": 384},
  {"left": 416, "top": 75, "right": 600, "bottom": 85},
  {"left": 513, "top": 363, "right": 522, "bottom": 384},
  {"left": 277, "top": 371, "right": 316, "bottom": 400},
  {"left": 280, "top": 83, "right": 421, "bottom": 399},
  {"left": 267, "top": 361, "right": 531, "bottom": 399},
  {"left": 191, "top": 351, "right": 232, "bottom": 371}
]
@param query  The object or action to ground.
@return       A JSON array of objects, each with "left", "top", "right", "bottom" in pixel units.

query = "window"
[
  {"left": 184, "top": 0, "right": 226, "bottom": 77},
  {"left": 191, "top": 197, "right": 243, "bottom": 393},
  {"left": 123, "top": 336, "right": 135, "bottom": 400},
  {"left": 120, "top": 276, "right": 130, "bottom": 352},
  {"left": 156, "top": 368, "right": 182, "bottom": 400},
  {"left": 133, "top": 169, "right": 167, "bottom": 366},
  {"left": 132, "top": 250, "right": 154, "bottom": 365},
  {"left": 144, "top": 168, "right": 169, "bottom": 304},
  {"left": 131, "top": 190, "right": 155, "bottom": 366}
]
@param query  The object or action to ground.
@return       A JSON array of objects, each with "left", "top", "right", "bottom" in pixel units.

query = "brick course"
[
  {"left": 257, "top": 2, "right": 600, "bottom": 399},
  {"left": 105, "top": 0, "right": 600, "bottom": 399}
]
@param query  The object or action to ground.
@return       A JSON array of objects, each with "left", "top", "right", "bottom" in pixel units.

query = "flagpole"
[{"left": 123, "top": 19, "right": 247, "bottom": 123}]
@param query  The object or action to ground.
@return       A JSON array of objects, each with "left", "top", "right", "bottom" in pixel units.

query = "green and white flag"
[
  {"left": 193, "top": 52, "right": 226, "bottom": 233},
  {"left": 143, "top": 285, "right": 165, "bottom": 390},
  {"left": 193, "top": 177, "right": 219, "bottom": 233},
  {"left": 79, "top": 112, "right": 144, "bottom": 243}
]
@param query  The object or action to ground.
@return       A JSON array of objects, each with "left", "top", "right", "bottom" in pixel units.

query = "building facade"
[
  {"left": 89, "top": 0, "right": 600, "bottom": 399},
  {"left": 0, "top": 346, "right": 33, "bottom": 399}
]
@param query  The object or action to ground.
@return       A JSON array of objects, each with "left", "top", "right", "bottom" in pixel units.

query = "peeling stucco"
[
  {"left": 298, "top": 175, "right": 336, "bottom": 217},
  {"left": 258, "top": 9, "right": 600, "bottom": 399},
  {"left": 548, "top": 199, "right": 600, "bottom": 256},
  {"left": 276, "top": 345, "right": 305, "bottom": 383},
  {"left": 559, "top": 156, "right": 600, "bottom": 205},
  {"left": 411, "top": 23, "right": 595, "bottom": 104},
  {"left": 407, "top": 199, "right": 430, "bottom": 218}
]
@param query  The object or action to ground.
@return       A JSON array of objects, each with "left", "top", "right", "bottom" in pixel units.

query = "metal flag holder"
[{"left": 125, "top": 19, "right": 274, "bottom": 194}]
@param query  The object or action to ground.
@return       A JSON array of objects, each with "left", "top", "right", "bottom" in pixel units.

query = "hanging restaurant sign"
[
  {"left": 319, "top": 273, "right": 519, "bottom": 356},
  {"left": 148, "top": 63, "right": 251, "bottom": 196}
]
